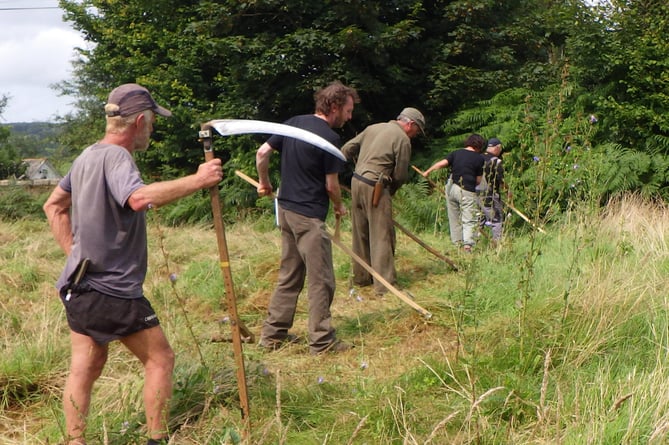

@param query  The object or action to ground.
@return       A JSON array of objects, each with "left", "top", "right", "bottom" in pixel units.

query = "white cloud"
[{"left": 0, "top": 5, "right": 87, "bottom": 122}]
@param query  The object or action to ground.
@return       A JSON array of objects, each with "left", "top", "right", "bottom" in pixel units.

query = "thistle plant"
[{"left": 511, "top": 64, "right": 600, "bottom": 357}]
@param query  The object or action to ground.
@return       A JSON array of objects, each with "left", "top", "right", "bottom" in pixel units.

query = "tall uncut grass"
[{"left": 1, "top": 193, "right": 669, "bottom": 444}]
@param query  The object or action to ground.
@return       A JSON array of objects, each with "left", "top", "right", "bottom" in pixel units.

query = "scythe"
[
  {"left": 234, "top": 169, "right": 433, "bottom": 319},
  {"left": 197, "top": 119, "right": 351, "bottom": 428},
  {"left": 340, "top": 184, "right": 458, "bottom": 271},
  {"left": 198, "top": 123, "right": 251, "bottom": 433},
  {"left": 208, "top": 119, "right": 346, "bottom": 161}
]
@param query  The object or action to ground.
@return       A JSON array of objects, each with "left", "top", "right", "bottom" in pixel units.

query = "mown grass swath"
[{"left": 2, "top": 188, "right": 669, "bottom": 443}]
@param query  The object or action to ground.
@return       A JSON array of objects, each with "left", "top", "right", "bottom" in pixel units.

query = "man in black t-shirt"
[{"left": 255, "top": 81, "right": 359, "bottom": 355}]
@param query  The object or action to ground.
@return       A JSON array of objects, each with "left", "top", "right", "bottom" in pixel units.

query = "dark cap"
[
  {"left": 488, "top": 138, "right": 502, "bottom": 147},
  {"left": 399, "top": 107, "right": 426, "bottom": 135},
  {"left": 105, "top": 83, "right": 172, "bottom": 118}
]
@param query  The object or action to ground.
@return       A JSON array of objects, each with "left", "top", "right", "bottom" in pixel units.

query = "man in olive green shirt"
[{"left": 341, "top": 107, "right": 425, "bottom": 294}]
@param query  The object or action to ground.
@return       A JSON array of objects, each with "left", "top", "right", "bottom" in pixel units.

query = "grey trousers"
[
  {"left": 260, "top": 208, "right": 337, "bottom": 353},
  {"left": 446, "top": 182, "right": 480, "bottom": 247},
  {"left": 350, "top": 178, "right": 396, "bottom": 294},
  {"left": 480, "top": 193, "right": 504, "bottom": 241}
]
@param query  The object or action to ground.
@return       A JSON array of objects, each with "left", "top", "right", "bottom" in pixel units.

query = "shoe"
[
  {"left": 311, "top": 340, "right": 354, "bottom": 355},
  {"left": 354, "top": 281, "right": 372, "bottom": 288},
  {"left": 146, "top": 439, "right": 168, "bottom": 445},
  {"left": 375, "top": 282, "right": 396, "bottom": 297},
  {"left": 463, "top": 245, "right": 472, "bottom": 253},
  {"left": 258, "top": 334, "right": 300, "bottom": 351}
]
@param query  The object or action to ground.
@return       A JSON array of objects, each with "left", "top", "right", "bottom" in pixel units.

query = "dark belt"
[{"left": 353, "top": 172, "right": 376, "bottom": 187}]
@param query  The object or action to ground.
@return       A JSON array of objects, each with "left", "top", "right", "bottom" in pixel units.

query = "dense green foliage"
[
  {"left": 55, "top": 1, "right": 576, "bottom": 180},
  {"left": 43, "top": 0, "right": 669, "bottom": 224},
  {"left": 0, "top": 187, "right": 47, "bottom": 220},
  {"left": 0, "top": 97, "right": 24, "bottom": 179},
  {"left": 5, "top": 122, "right": 62, "bottom": 159},
  {"left": 579, "top": 0, "right": 669, "bottom": 151}
]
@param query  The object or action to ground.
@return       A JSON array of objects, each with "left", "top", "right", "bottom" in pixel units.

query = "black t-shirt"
[
  {"left": 446, "top": 148, "right": 484, "bottom": 192},
  {"left": 267, "top": 114, "right": 344, "bottom": 220}
]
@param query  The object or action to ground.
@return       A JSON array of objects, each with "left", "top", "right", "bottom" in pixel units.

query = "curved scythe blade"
[{"left": 207, "top": 119, "right": 346, "bottom": 162}]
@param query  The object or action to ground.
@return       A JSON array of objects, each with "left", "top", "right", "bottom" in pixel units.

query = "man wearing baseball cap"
[
  {"left": 341, "top": 107, "right": 425, "bottom": 295},
  {"left": 44, "top": 83, "right": 223, "bottom": 445},
  {"left": 104, "top": 83, "right": 173, "bottom": 118}
]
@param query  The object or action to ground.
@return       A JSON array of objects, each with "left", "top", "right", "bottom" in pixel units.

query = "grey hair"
[{"left": 105, "top": 109, "right": 153, "bottom": 134}]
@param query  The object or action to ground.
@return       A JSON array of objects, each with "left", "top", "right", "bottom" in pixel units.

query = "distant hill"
[
  {"left": 3, "top": 122, "right": 61, "bottom": 138},
  {"left": 2, "top": 122, "right": 63, "bottom": 158}
]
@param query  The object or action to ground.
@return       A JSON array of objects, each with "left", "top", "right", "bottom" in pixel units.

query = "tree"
[
  {"left": 0, "top": 96, "right": 24, "bottom": 180},
  {"left": 563, "top": 0, "right": 669, "bottom": 197},
  {"left": 432, "top": 0, "right": 669, "bottom": 206},
  {"left": 587, "top": 0, "right": 669, "bottom": 152},
  {"left": 64, "top": 0, "right": 668, "bottom": 221},
  {"left": 58, "top": 0, "right": 565, "bottom": 172}
]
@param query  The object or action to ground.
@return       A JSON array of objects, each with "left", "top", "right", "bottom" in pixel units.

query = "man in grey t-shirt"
[{"left": 43, "top": 83, "right": 223, "bottom": 445}]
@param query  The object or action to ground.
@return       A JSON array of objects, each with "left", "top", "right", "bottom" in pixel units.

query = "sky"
[{"left": 0, "top": 0, "right": 87, "bottom": 123}]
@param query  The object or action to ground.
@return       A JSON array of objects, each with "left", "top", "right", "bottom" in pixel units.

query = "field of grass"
[{"left": 2, "top": 193, "right": 669, "bottom": 444}]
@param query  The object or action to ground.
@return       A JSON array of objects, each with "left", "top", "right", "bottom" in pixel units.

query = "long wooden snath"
[
  {"left": 507, "top": 203, "right": 547, "bottom": 234},
  {"left": 392, "top": 219, "right": 458, "bottom": 270},
  {"left": 234, "top": 169, "right": 433, "bottom": 319},
  {"left": 199, "top": 127, "right": 251, "bottom": 433},
  {"left": 412, "top": 164, "right": 547, "bottom": 235},
  {"left": 340, "top": 183, "right": 457, "bottom": 271},
  {"left": 412, "top": 164, "right": 439, "bottom": 189}
]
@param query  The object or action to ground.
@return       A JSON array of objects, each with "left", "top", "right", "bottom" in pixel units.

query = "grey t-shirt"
[{"left": 56, "top": 143, "right": 146, "bottom": 299}]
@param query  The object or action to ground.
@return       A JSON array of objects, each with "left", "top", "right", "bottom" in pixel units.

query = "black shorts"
[{"left": 60, "top": 288, "right": 161, "bottom": 345}]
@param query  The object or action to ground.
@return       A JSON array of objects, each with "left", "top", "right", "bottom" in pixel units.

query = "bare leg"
[
  {"left": 121, "top": 325, "right": 175, "bottom": 441},
  {"left": 64, "top": 331, "right": 108, "bottom": 445}
]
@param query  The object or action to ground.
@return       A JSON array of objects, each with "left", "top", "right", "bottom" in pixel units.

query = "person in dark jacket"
[{"left": 477, "top": 137, "right": 508, "bottom": 242}]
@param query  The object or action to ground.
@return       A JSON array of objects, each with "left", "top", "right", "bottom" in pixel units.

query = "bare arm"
[
  {"left": 325, "top": 172, "right": 346, "bottom": 216},
  {"left": 423, "top": 159, "right": 449, "bottom": 176},
  {"left": 127, "top": 158, "right": 223, "bottom": 211},
  {"left": 43, "top": 185, "right": 73, "bottom": 255},
  {"left": 256, "top": 142, "right": 274, "bottom": 196}
]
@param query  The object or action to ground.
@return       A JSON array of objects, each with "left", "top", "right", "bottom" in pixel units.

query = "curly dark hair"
[
  {"left": 314, "top": 81, "right": 360, "bottom": 116},
  {"left": 464, "top": 133, "right": 486, "bottom": 152}
]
